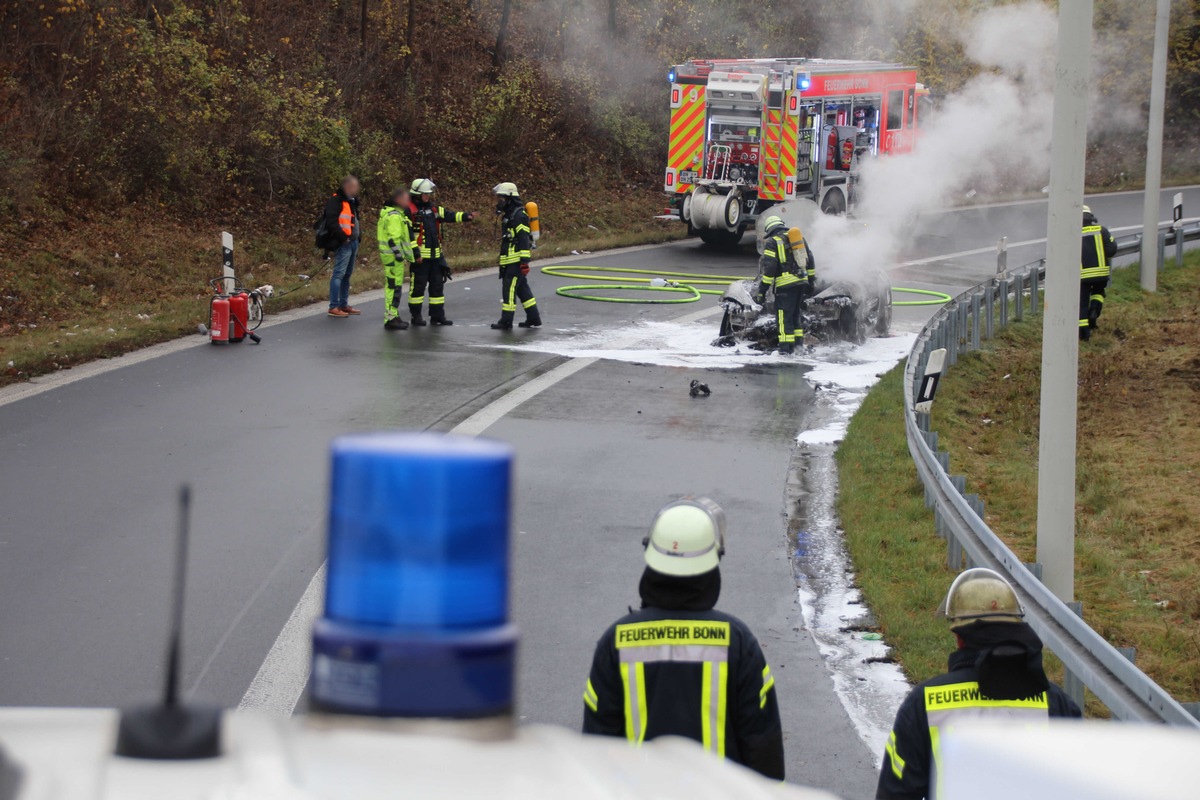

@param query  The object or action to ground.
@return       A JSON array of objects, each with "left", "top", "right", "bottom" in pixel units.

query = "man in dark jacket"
[
  {"left": 877, "top": 568, "right": 1082, "bottom": 800},
  {"left": 1079, "top": 205, "right": 1117, "bottom": 341},
  {"left": 489, "top": 181, "right": 541, "bottom": 330},
  {"left": 324, "top": 175, "right": 362, "bottom": 318},
  {"left": 756, "top": 215, "right": 814, "bottom": 354},
  {"left": 407, "top": 178, "right": 475, "bottom": 326},
  {"left": 582, "top": 498, "right": 785, "bottom": 780}
]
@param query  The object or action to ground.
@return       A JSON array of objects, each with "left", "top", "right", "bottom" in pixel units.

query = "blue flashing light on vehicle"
[{"left": 311, "top": 432, "right": 518, "bottom": 718}]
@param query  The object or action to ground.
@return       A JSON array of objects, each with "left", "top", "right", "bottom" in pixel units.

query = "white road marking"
[
  {"left": 898, "top": 223, "right": 1143, "bottom": 267},
  {"left": 237, "top": 302, "right": 720, "bottom": 715}
]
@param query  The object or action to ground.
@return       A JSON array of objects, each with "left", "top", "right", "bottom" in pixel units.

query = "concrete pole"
[
  {"left": 1036, "top": 0, "right": 1093, "bottom": 603},
  {"left": 1140, "top": 0, "right": 1171, "bottom": 292}
]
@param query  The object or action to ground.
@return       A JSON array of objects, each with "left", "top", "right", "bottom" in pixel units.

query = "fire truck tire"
[
  {"left": 699, "top": 228, "right": 745, "bottom": 247},
  {"left": 681, "top": 191, "right": 694, "bottom": 225},
  {"left": 723, "top": 194, "right": 742, "bottom": 231},
  {"left": 821, "top": 189, "right": 846, "bottom": 216}
]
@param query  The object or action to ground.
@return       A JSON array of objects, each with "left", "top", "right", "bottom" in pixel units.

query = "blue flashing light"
[
  {"left": 668, "top": 69, "right": 677, "bottom": 84},
  {"left": 799, "top": 72, "right": 812, "bottom": 91},
  {"left": 312, "top": 432, "right": 518, "bottom": 718}
]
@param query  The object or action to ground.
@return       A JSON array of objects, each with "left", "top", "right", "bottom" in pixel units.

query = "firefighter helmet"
[
  {"left": 942, "top": 567, "right": 1025, "bottom": 625},
  {"left": 493, "top": 182, "right": 520, "bottom": 198},
  {"left": 411, "top": 178, "right": 437, "bottom": 195},
  {"left": 1082, "top": 205, "right": 1092, "bottom": 215},
  {"left": 643, "top": 497, "right": 727, "bottom": 577},
  {"left": 763, "top": 215, "right": 788, "bottom": 236}
]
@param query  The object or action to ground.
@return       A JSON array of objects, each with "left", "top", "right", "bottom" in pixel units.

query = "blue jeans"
[{"left": 329, "top": 239, "right": 358, "bottom": 309}]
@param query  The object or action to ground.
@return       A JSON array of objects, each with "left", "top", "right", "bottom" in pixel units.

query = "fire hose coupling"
[{"left": 312, "top": 433, "right": 518, "bottom": 719}]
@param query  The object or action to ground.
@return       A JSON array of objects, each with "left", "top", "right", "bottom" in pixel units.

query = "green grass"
[
  {"left": 0, "top": 186, "right": 686, "bottom": 386},
  {"left": 839, "top": 251, "right": 1200, "bottom": 709}
]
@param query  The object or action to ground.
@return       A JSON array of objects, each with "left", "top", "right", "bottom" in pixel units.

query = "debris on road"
[{"left": 689, "top": 380, "right": 711, "bottom": 398}]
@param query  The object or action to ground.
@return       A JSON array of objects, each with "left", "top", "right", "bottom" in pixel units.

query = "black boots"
[
  {"left": 491, "top": 321, "right": 513, "bottom": 330},
  {"left": 384, "top": 318, "right": 409, "bottom": 331},
  {"left": 431, "top": 318, "right": 453, "bottom": 326}
]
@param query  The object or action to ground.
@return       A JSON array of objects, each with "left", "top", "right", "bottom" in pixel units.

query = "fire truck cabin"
[{"left": 666, "top": 58, "right": 929, "bottom": 245}]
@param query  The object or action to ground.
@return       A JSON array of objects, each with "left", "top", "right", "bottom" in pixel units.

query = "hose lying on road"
[{"left": 540, "top": 265, "right": 952, "bottom": 306}]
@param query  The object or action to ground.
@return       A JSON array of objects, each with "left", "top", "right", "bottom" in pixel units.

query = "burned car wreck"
[{"left": 714, "top": 271, "right": 892, "bottom": 350}]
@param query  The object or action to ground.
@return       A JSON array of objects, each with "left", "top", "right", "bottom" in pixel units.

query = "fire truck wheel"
[
  {"left": 699, "top": 228, "right": 745, "bottom": 247},
  {"left": 821, "top": 189, "right": 846, "bottom": 216}
]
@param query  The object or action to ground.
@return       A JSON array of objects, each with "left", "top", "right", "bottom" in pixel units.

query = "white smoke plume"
[{"left": 808, "top": 1, "right": 1060, "bottom": 282}]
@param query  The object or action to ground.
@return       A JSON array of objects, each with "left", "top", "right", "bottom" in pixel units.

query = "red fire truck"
[{"left": 665, "top": 58, "right": 930, "bottom": 245}]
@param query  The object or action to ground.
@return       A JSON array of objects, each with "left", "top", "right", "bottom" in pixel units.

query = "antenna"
[{"left": 114, "top": 484, "right": 221, "bottom": 760}]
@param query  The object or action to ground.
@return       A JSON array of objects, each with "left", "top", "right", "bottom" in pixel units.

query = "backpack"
[{"left": 313, "top": 202, "right": 334, "bottom": 250}]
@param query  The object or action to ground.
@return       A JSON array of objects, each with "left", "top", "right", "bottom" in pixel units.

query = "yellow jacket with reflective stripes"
[
  {"left": 582, "top": 606, "right": 784, "bottom": 780},
  {"left": 1080, "top": 221, "right": 1116, "bottom": 280},
  {"left": 758, "top": 232, "right": 811, "bottom": 289},
  {"left": 377, "top": 204, "right": 415, "bottom": 266},
  {"left": 877, "top": 646, "right": 1081, "bottom": 800}
]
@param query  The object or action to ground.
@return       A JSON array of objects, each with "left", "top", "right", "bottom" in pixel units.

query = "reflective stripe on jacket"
[
  {"left": 412, "top": 203, "right": 467, "bottom": 259},
  {"left": 582, "top": 606, "right": 784, "bottom": 780},
  {"left": 377, "top": 205, "right": 415, "bottom": 265},
  {"left": 500, "top": 208, "right": 532, "bottom": 266},
  {"left": 758, "top": 232, "right": 810, "bottom": 288},
  {"left": 1080, "top": 223, "right": 1116, "bottom": 280},
  {"left": 877, "top": 647, "right": 1081, "bottom": 800}
]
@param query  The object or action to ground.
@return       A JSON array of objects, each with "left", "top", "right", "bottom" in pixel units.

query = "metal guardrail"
[{"left": 902, "top": 220, "right": 1200, "bottom": 725}]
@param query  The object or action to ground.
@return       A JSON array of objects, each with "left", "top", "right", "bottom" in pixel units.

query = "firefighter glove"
[{"left": 441, "top": 265, "right": 453, "bottom": 282}]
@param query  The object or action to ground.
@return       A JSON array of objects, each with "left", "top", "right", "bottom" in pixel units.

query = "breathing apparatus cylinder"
[
  {"left": 787, "top": 227, "right": 804, "bottom": 253},
  {"left": 525, "top": 201, "right": 540, "bottom": 245},
  {"left": 228, "top": 292, "right": 249, "bottom": 343},
  {"left": 209, "top": 294, "right": 230, "bottom": 345}
]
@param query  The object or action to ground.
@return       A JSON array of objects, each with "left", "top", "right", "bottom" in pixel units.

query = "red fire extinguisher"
[
  {"left": 228, "top": 291, "right": 249, "bottom": 344},
  {"left": 209, "top": 293, "right": 230, "bottom": 345}
]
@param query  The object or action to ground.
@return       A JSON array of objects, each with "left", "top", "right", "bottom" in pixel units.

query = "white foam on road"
[{"left": 790, "top": 333, "right": 916, "bottom": 762}]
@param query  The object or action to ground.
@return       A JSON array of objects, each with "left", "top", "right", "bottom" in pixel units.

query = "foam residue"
[{"left": 791, "top": 332, "right": 917, "bottom": 760}]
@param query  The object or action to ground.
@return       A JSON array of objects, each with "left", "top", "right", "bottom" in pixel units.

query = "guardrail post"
[
  {"left": 1029, "top": 270, "right": 1040, "bottom": 315},
  {"left": 985, "top": 284, "right": 995, "bottom": 340},
  {"left": 951, "top": 475, "right": 966, "bottom": 496},
  {"left": 1176, "top": 227, "right": 1184, "bottom": 267},
  {"left": 1183, "top": 703, "right": 1200, "bottom": 723},
  {"left": 1014, "top": 272, "right": 1025, "bottom": 322},
  {"left": 1025, "top": 562, "right": 1043, "bottom": 582},
  {"left": 971, "top": 293, "right": 981, "bottom": 350},
  {"left": 999, "top": 279, "right": 1009, "bottom": 328},
  {"left": 947, "top": 311, "right": 958, "bottom": 366},
  {"left": 1158, "top": 230, "right": 1167, "bottom": 272},
  {"left": 1117, "top": 647, "right": 1136, "bottom": 664},
  {"left": 1063, "top": 601, "right": 1086, "bottom": 711},
  {"left": 947, "top": 523, "right": 962, "bottom": 571}
]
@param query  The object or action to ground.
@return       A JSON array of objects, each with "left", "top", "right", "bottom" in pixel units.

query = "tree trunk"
[
  {"left": 360, "top": 0, "right": 368, "bottom": 54},
  {"left": 493, "top": 0, "right": 513, "bottom": 68}
]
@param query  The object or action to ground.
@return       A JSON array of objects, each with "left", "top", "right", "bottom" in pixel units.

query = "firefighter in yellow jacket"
[
  {"left": 408, "top": 178, "right": 476, "bottom": 326},
  {"left": 756, "top": 215, "right": 814, "bottom": 354},
  {"left": 377, "top": 186, "right": 416, "bottom": 331},
  {"left": 489, "top": 182, "right": 541, "bottom": 330}
]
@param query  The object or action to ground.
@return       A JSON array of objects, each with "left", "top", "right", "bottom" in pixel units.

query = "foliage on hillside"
[{"left": 3, "top": 0, "right": 1198, "bottom": 218}]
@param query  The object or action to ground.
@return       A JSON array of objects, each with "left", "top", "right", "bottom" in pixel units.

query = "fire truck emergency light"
[
  {"left": 312, "top": 433, "right": 518, "bottom": 718},
  {"left": 798, "top": 72, "right": 812, "bottom": 91},
  {"left": 668, "top": 69, "right": 677, "bottom": 83}
]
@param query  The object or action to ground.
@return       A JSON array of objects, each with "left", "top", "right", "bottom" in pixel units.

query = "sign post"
[
  {"left": 222, "top": 232, "right": 235, "bottom": 295},
  {"left": 1140, "top": 0, "right": 1171, "bottom": 292}
]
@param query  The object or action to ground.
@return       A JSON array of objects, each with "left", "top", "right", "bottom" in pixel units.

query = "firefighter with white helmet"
[
  {"left": 1079, "top": 205, "right": 1116, "bottom": 342},
  {"left": 490, "top": 182, "right": 541, "bottom": 330},
  {"left": 757, "top": 215, "right": 814, "bottom": 354},
  {"left": 407, "top": 178, "right": 476, "bottom": 326},
  {"left": 582, "top": 498, "right": 784, "bottom": 780},
  {"left": 877, "top": 568, "right": 1081, "bottom": 800}
]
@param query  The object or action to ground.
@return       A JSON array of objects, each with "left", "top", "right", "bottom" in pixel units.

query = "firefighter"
[
  {"left": 377, "top": 186, "right": 416, "bottom": 331},
  {"left": 489, "top": 182, "right": 541, "bottom": 330},
  {"left": 582, "top": 498, "right": 785, "bottom": 781},
  {"left": 407, "top": 178, "right": 476, "bottom": 326},
  {"left": 756, "top": 215, "right": 814, "bottom": 354},
  {"left": 1079, "top": 205, "right": 1116, "bottom": 342},
  {"left": 876, "top": 568, "right": 1081, "bottom": 800}
]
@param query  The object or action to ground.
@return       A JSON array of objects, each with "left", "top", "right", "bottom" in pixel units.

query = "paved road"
[{"left": 0, "top": 186, "right": 1186, "bottom": 796}]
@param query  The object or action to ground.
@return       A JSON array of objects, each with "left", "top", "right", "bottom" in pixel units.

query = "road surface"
[{"left": 0, "top": 186, "right": 1191, "bottom": 796}]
